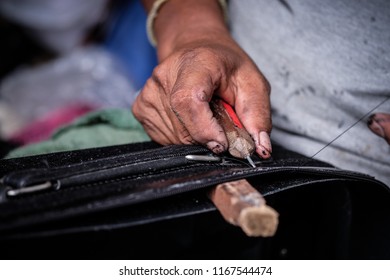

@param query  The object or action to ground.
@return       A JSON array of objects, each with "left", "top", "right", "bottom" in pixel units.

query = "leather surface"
[{"left": 0, "top": 142, "right": 388, "bottom": 239}]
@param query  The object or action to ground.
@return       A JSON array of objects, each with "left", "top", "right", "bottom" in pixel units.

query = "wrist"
[{"left": 147, "top": 0, "right": 230, "bottom": 60}]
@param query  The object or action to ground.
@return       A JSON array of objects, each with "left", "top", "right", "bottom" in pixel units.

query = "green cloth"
[{"left": 7, "top": 108, "right": 150, "bottom": 158}]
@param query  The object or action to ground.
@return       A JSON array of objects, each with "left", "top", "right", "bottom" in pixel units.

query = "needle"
[
  {"left": 210, "top": 98, "right": 257, "bottom": 168},
  {"left": 245, "top": 156, "right": 256, "bottom": 168}
]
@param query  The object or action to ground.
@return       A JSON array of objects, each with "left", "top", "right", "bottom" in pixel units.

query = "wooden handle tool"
[
  {"left": 209, "top": 98, "right": 279, "bottom": 237},
  {"left": 209, "top": 98, "right": 256, "bottom": 167},
  {"left": 209, "top": 179, "right": 278, "bottom": 237}
]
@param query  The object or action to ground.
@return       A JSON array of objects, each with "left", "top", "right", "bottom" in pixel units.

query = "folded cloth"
[
  {"left": 10, "top": 103, "right": 95, "bottom": 145},
  {"left": 6, "top": 108, "right": 150, "bottom": 158}
]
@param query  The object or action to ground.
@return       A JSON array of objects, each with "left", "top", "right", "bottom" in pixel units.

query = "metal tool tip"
[{"left": 246, "top": 156, "right": 256, "bottom": 168}]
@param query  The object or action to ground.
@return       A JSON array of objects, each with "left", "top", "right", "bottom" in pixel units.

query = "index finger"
[{"left": 170, "top": 70, "right": 228, "bottom": 154}]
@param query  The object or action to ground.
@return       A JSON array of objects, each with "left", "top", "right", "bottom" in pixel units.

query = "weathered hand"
[
  {"left": 132, "top": 40, "right": 272, "bottom": 158},
  {"left": 135, "top": 0, "right": 272, "bottom": 158}
]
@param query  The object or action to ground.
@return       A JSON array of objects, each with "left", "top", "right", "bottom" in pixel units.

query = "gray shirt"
[{"left": 230, "top": 0, "right": 390, "bottom": 185}]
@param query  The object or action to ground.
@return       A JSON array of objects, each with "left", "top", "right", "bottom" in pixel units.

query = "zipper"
[
  {"left": 1, "top": 143, "right": 388, "bottom": 238},
  {"left": 1, "top": 144, "right": 384, "bottom": 201},
  {"left": 3, "top": 145, "right": 208, "bottom": 187},
  {"left": 144, "top": 165, "right": 385, "bottom": 202},
  {"left": 1, "top": 145, "right": 247, "bottom": 198}
]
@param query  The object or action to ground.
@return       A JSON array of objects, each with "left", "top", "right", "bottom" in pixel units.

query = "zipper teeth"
[
  {"left": 4, "top": 145, "right": 211, "bottom": 188},
  {"left": 136, "top": 165, "right": 381, "bottom": 202},
  {"left": 2, "top": 161, "right": 382, "bottom": 222},
  {"left": 48, "top": 164, "right": 380, "bottom": 211},
  {"left": 111, "top": 145, "right": 209, "bottom": 165},
  {"left": 72, "top": 145, "right": 209, "bottom": 171},
  {"left": 8, "top": 156, "right": 369, "bottom": 200},
  {"left": 47, "top": 165, "right": 379, "bottom": 203},
  {"left": 5, "top": 141, "right": 380, "bottom": 201},
  {"left": 99, "top": 146, "right": 210, "bottom": 172},
  {"left": 79, "top": 163, "right": 220, "bottom": 190},
  {"left": 5, "top": 161, "right": 229, "bottom": 202},
  {"left": 56, "top": 146, "right": 208, "bottom": 174}
]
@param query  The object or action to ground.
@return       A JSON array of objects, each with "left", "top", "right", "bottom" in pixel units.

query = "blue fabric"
[{"left": 103, "top": 0, "right": 158, "bottom": 90}]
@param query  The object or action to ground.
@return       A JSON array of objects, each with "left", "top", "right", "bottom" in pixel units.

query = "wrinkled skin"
[
  {"left": 132, "top": 41, "right": 272, "bottom": 157},
  {"left": 368, "top": 113, "right": 390, "bottom": 145},
  {"left": 134, "top": 0, "right": 272, "bottom": 158}
]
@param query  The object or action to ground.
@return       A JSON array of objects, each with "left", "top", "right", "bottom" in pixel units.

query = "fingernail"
[
  {"left": 257, "top": 131, "right": 272, "bottom": 158},
  {"left": 367, "top": 114, "right": 385, "bottom": 138},
  {"left": 260, "top": 131, "right": 272, "bottom": 152},
  {"left": 206, "top": 141, "right": 225, "bottom": 154}
]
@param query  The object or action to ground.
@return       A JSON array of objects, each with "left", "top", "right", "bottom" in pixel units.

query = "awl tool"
[
  {"left": 210, "top": 98, "right": 256, "bottom": 167},
  {"left": 209, "top": 98, "right": 279, "bottom": 237}
]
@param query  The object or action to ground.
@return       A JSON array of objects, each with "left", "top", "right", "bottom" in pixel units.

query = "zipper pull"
[
  {"left": 0, "top": 176, "right": 61, "bottom": 198},
  {"left": 185, "top": 154, "right": 221, "bottom": 162},
  {"left": 6, "top": 181, "right": 55, "bottom": 197},
  {"left": 185, "top": 153, "right": 257, "bottom": 167}
]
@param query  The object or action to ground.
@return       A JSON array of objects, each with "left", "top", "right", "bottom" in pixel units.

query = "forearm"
[{"left": 142, "top": 0, "right": 230, "bottom": 60}]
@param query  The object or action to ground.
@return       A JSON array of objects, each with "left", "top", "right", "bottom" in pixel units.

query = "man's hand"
[{"left": 134, "top": 0, "right": 272, "bottom": 158}]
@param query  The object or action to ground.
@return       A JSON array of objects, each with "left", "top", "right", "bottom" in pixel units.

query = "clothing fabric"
[
  {"left": 0, "top": 46, "right": 136, "bottom": 123},
  {"left": 0, "top": 0, "right": 108, "bottom": 54},
  {"left": 0, "top": 1, "right": 156, "bottom": 142},
  {"left": 229, "top": 0, "right": 390, "bottom": 185},
  {"left": 6, "top": 108, "right": 150, "bottom": 158}
]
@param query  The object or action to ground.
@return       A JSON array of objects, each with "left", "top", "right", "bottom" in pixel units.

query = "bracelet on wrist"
[{"left": 146, "top": 0, "right": 228, "bottom": 47}]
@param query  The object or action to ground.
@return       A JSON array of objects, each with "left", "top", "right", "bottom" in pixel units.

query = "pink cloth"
[{"left": 10, "top": 104, "right": 96, "bottom": 144}]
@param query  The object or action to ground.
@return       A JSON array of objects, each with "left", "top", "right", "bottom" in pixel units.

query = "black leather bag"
[{"left": 0, "top": 142, "right": 389, "bottom": 259}]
